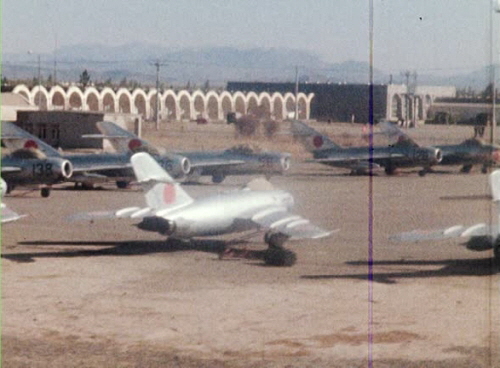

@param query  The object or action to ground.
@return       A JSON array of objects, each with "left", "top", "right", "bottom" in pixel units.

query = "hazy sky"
[{"left": 2, "top": 0, "right": 499, "bottom": 75}]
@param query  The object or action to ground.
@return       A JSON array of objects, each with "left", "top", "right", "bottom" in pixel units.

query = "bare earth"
[{"left": 2, "top": 122, "right": 499, "bottom": 367}]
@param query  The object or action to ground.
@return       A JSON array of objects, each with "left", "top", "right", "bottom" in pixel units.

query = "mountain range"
[{"left": 2, "top": 42, "right": 497, "bottom": 90}]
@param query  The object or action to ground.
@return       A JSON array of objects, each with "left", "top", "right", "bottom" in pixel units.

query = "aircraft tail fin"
[
  {"left": 131, "top": 152, "right": 193, "bottom": 211},
  {"left": 290, "top": 120, "right": 341, "bottom": 152},
  {"left": 1, "top": 122, "right": 62, "bottom": 157},
  {"left": 378, "top": 121, "right": 419, "bottom": 147},
  {"left": 95, "top": 121, "right": 158, "bottom": 155}
]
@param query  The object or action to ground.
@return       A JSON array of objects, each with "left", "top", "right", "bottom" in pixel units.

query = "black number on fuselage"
[{"left": 32, "top": 163, "right": 54, "bottom": 177}]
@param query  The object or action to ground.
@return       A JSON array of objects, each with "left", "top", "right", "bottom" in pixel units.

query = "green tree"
[{"left": 79, "top": 69, "right": 91, "bottom": 87}]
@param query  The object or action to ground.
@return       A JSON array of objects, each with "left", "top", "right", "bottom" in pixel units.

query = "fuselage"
[
  {"left": 313, "top": 144, "right": 441, "bottom": 169},
  {"left": 435, "top": 141, "right": 500, "bottom": 166},
  {"left": 155, "top": 189, "right": 294, "bottom": 238},
  {"left": 182, "top": 149, "right": 290, "bottom": 176}
]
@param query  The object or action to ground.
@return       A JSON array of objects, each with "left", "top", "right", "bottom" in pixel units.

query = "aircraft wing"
[
  {"left": 189, "top": 159, "right": 246, "bottom": 168},
  {"left": 1, "top": 166, "right": 22, "bottom": 173},
  {"left": 249, "top": 206, "right": 333, "bottom": 240},
  {"left": 70, "top": 163, "right": 132, "bottom": 173},
  {"left": 390, "top": 224, "right": 499, "bottom": 242},
  {"left": 312, "top": 150, "right": 405, "bottom": 163},
  {"left": 1, "top": 203, "right": 25, "bottom": 223}
]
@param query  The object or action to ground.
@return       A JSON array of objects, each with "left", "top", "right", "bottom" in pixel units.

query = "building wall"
[
  {"left": 15, "top": 111, "right": 106, "bottom": 149},
  {"left": 11, "top": 84, "right": 313, "bottom": 122}
]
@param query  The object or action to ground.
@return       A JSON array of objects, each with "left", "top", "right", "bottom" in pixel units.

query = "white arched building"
[{"left": 12, "top": 84, "right": 314, "bottom": 122}]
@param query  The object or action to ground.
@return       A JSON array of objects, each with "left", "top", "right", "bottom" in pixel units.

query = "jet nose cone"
[{"left": 493, "top": 149, "right": 500, "bottom": 162}]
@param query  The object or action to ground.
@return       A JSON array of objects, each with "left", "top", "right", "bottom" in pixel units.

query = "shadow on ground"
[
  {"left": 3, "top": 238, "right": 267, "bottom": 264},
  {"left": 302, "top": 257, "right": 499, "bottom": 284}
]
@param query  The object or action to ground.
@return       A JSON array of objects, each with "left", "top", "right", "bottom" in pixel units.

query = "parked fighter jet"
[
  {"left": 380, "top": 121, "right": 500, "bottom": 174},
  {"left": 72, "top": 152, "right": 332, "bottom": 266},
  {"left": 94, "top": 121, "right": 291, "bottom": 183},
  {"left": 290, "top": 120, "right": 442, "bottom": 176},
  {"left": 1, "top": 178, "right": 24, "bottom": 223},
  {"left": 391, "top": 170, "right": 500, "bottom": 263},
  {"left": 1, "top": 122, "right": 190, "bottom": 194},
  {"left": 1, "top": 131, "right": 74, "bottom": 197}
]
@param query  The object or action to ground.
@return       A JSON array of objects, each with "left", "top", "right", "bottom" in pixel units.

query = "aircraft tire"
[
  {"left": 384, "top": 166, "right": 396, "bottom": 175},
  {"left": 418, "top": 170, "right": 427, "bottom": 177},
  {"left": 460, "top": 164, "right": 472, "bottom": 173},
  {"left": 266, "top": 233, "right": 288, "bottom": 248},
  {"left": 264, "top": 248, "right": 297, "bottom": 267},
  {"left": 212, "top": 174, "right": 225, "bottom": 184},
  {"left": 481, "top": 166, "right": 488, "bottom": 174},
  {"left": 41, "top": 187, "right": 51, "bottom": 198},
  {"left": 116, "top": 181, "right": 130, "bottom": 189}
]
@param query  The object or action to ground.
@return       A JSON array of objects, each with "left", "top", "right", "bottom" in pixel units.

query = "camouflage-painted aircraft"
[
  {"left": 379, "top": 121, "right": 500, "bottom": 174},
  {"left": 94, "top": 121, "right": 291, "bottom": 184},
  {"left": 1, "top": 122, "right": 190, "bottom": 196},
  {"left": 291, "top": 120, "right": 442, "bottom": 176}
]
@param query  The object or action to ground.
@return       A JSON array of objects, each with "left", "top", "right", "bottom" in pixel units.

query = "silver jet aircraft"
[
  {"left": 73, "top": 152, "right": 332, "bottom": 266},
  {"left": 1, "top": 178, "right": 24, "bottom": 223},
  {"left": 391, "top": 169, "right": 500, "bottom": 264},
  {"left": 94, "top": 121, "right": 291, "bottom": 183},
  {"left": 291, "top": 120, "right": 442, "bottom": 176},
  {"left": 1, "top": 122, "right": 190, "bottom": 194}
]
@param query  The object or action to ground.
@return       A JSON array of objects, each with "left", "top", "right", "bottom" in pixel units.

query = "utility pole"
[
  {"left": 490, "top": 0, "right": 500, "bottom": 145},
  {"left": 294, "top": 66, "right": 299, "bottom": 119},
  {"left": 403, "top": 70, "right": 411, "bottom": 126},
  {"left": 152, "top": 61, "right": 167, "bottom": 130},
  {"left": 37, "top": 54, "right": 41, "bottom": 108}
]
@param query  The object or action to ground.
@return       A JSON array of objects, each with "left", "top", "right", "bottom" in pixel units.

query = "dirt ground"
[{"left": 2, "top": 122, "right": 499, "bottom": 367}]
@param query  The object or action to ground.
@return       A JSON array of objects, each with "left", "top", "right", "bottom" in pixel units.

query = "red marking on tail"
[
  {"left": 313, "top": 135, "right": 323, "bottom": 148},
  {"left": 163, "top": 183, "right": 176, "bottom": 204},
  {"left": 24, "top": 140, "right": 38, "bottom": 149},
  {"left": 128, "top": 139, "right": 142, "bottom": 151}
]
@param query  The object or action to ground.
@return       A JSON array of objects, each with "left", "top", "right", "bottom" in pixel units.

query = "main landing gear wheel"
[
  {"left": 418, "top": 169, "right": 427, "bottom": 177},
  {"left": 41, "top": 187, "right": 51, "bottom": 198},
  {"left": 494, "top": 238, "right": 500, "bottom": 270},
  {"left": 116, "top": 181, "right": 130, "bottom": 189},
  {"left": 263, "top": 233, "right": 296, "bottom": 267},
  {"left": 481, "top": 165, "right": 488, "bottom": 174},
  {"left": 384, "top": 166, "right": 396, "bottom": 175},
  {"left": 460, "top": 164, "right": 473, "bottom": 173},
  {"left": 212, "top": 173, "right": 226, "bottom": 184}
]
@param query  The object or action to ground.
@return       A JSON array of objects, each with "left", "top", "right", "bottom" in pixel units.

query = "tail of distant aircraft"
[
  {"left": 378, "top": 121, "right": 420, "bottom": 148},
  {"left": 2, "top": 122, "right": 63, "bottom": 157},
  {"left": 290, "top": 120, "right": 341, "bottom": 152},
  {"left": 131, "top": 152, "right": 193, "bottom": 211},
  {"left": 90, "top": 121, "right": 158, "bottom": 155}
]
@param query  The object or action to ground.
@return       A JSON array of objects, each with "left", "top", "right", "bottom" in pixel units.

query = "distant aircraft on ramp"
[
  {"left": 379, "top": 122, "right": 500, "bottom": 174},
  {"left": 94, "top": 121, "right": 291, "bottom": 184},
  {"left": 290, "top": 120, "right": 442, "bottom": 176},
  {"left": 1, "top": 122, "right": 190, "bottom": 195}
]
